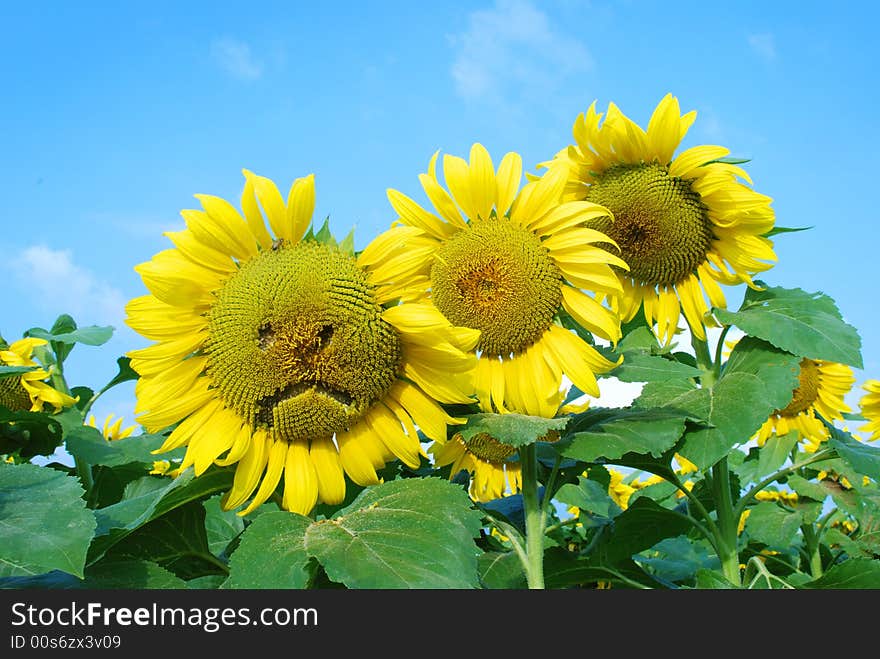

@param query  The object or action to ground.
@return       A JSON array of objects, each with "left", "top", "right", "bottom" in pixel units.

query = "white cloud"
[
  {"left": 211, "top": 38, "right": 263, "bottom": 80},
  {"left": 747, "top": 32, "right": 776, "bottom": 61},
  {"left": 449, "top": 0, "right": 593, "bottom": 103},
  {"left": 9, "top": 245, "right": 127, "bottom": 329}
]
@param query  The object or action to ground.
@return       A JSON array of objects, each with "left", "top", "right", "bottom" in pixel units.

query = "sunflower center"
[
  {"left": 430, "top": 218, "right": 562, "bottom": 356},
  {"left": 458, "top": 432, "right": 517, "bottom": 463},
  {"left": 777, "top": 359, "right": 821, "bottom": 417},
  {"left": 205, "top": 241, "right": 403, "bottom": 443},
  {"left": 583, "top": 163, "right": 713, "bottom": 286},
  {"left": 0, "top": 377, "right": 32, "bottom": 411}
]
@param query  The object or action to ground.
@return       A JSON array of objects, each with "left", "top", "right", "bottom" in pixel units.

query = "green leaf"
[
  {"left": 707, "top": 155, "right": 751, "bottom": 165},
  {"left": 594, "top": 498, "right": 692, "bottom": 564},
  {"left": 0, "top": 408, "right": 65, "bottom": 458},
  {"left": 713, "top": 285, "right": 862, "bottom": 368},
  {"left": 543, "top": 548, "right": 659, "bottom": 589},
  {"left": 786, "top": 474, "right": 827, "bottom": 502},
  {"left": 223, "top": 512, "right": 315, "bottom": 589},
  {"left": 454, "top": 412, "right": 569, "bottom": 449},
  {"left": 827, "top": 424, "right": 880, "bottom": 482},
  {"left": 107, "top": 502, "right": 223, "bottom": 580},
  {"left": 694, "top": 568, "right": 739, "bottom": 589},
  {"left": 562, "top": 408, "right": 688, "bottom": 462},
  {"left": 478, "top": 551, "right": 527, "bottom": 589},
  {"left": 611, "top": 353, "right": 702, "bottom": 383},
  {"left": 65, "top": 426, "right": 181, "bottom": 467},
  {"left": 744, "top": 501, "right": 802, "bottom": 548},
  {"left": 735, "top": 432, "right": 799, "bottom": 484},
  {"left": 102, "top": 356, "right": 140, "bottom": 391},
  {"left": 0, "top": 365, "right": 38, "bottom": 380},
  {"left": 678, "top": 340, "right": 801, "bottom": 469},
  {"left": 636, "top": 536, "right": 718, "bottom": 583},
  {"left": 555, "top": 476, "right": 621, "bottom": 519},
  {"left": 304, "top": 478, "right": 483, "bottom": 588},
  {"left": 82, "top": 558, "right": 187, "bottom": 589},
  {"left": 89, "top": 466, "right": 235, "bottom": 563},
  {"left": 204, "top": 495, "right": 245, "bottom": 557},
  {"left": 802, "top": 558, "right": 880, "bottom": 589},
  {"left": 0, "top": 463, "right": 96, "bottom": 578},
  {"left": 27, "top": 324, "right": 115, "bottom": 347},
  {"left": 632, "top": 379, "right": 700, "bottom": 411}
]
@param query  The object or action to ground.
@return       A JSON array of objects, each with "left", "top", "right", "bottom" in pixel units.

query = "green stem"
[
  {"left": 712, "top": 325, "right": 732, "bottom": 380},
  {"left": 49, "top": 365, "right": 93, "bottom": 493},
  {"left": 520, "top": 443, "right": 545, "bottom": 589},
  {"left": 713, "top": 458, "right": 741, "bottom": 586},
  {"left": 733, "top": 448, "right": 836, "bottom": 522},
  {"left": 801, "top": 523, "right": 823, "bottom": 578}
]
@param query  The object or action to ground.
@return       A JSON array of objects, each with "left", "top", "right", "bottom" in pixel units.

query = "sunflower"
[
  {"left": 756, "top": 359, "right": 854, "bottom": 451},
  {"left": 859, "top": 379, "right": 880, "bottom": 440},
  {"left": 87, "top": 413, "right": 137, "bottom": 440},
  {"left": 126, "top": 170, "right": 479, "bottom": 516},
  {"left": 369, "top": 143, "right": 625, "bottom": 420},
  {"left": 544, "top": 94, "right": 776, "bottom": 344},
  {"left": 0, "top": 338, "right": 77, "bottom": 413},
  {"left": 430, "top": 430, "right": 522, "bottom": 503}
]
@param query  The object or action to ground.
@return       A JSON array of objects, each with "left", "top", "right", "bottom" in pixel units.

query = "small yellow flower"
[
  {"left": 738, "top": 509, "right": 751, "bottom": 535},
  {"left": 87, "top": 413, "right": 137, "bottom": 441}
]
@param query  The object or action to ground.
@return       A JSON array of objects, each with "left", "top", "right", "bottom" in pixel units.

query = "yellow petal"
[
  {"left": 194, "top": 193, "right": 258, "bottom": 260},
  {"left": 309, "top": 437, "right": 346, "bottom": 506},
  {"left": 224, "top": 429, "right": 271, "bottom": 510},
  {"left": 646, "top": 94, "right": 684, "bottom": 164},
  {"left": 239, "top": 437, "right": 288, "bottom": 515},
  {"left": 495, "top": 151, "right": 523, "bottom": 215},
  {"left": 287, "top": 174, "right": 315, "bottom": 244},
  {"left": 283, "top": 440, "right": 319, "bottom": 514},
  {"left": 468, "top": 143, "right": 496, "bottom": 221},
  {"left": 243, "top": 170, "right": 289, "bottom": 241}
]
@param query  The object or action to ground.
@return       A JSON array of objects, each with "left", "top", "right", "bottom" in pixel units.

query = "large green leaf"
[
  {"left": 0, "top": 408, "right": 65, "bottom": 458},
  {"left": 27, "top": 323, "right": 115, "bottom": 347},
  {"left": 594, "top": 498, "right": 693, "bottom": 564},
  {"left": 478, "top": 551, "right": 527, "bottom": 589},
  {"left": 204, "top": 495, "right": 245, "bottom": 557},
  {"left": 554, "top": 476, "right": 621, "bottom": 519},
  {"left": 88, "top": 466, "right": 235, "bottom": 563},
  {"left": 561, "top": 408, "right": 688, "bottom": 462},
  {"left": 744, "top": 501, "right": 802, "bottom": 548},
  {"left": 107, "top": 502, "right": 224, "bottom": 580},
  {"left": 611, "top": 353, "right": 702, "bottom": 383},
  {"left": 304, "top": 478, "right": 483, "bottom": 588},
  {"left": 65, "top": 426, "right": 182, "bottom": 467},
  {"left": 0, "top": 463, "right": 96, "bottom": 578},
  {"left": 543, "top": 548, "right": 660, "bottom": 589},
  {"left": 678, "top": 340, "right": 801, "bottom": 469},
  {"left": 713, "top": 285, "right": 862, "bottom": 368},
  {"left": 694, "top": 569, "right": 739, "bottom": 589},
  {"left": 611, "top": 328, "right": 702, "bottom": 383},
  {"left": 827, "top": 424, "right": 880, "bottom": 482},
  {"left": 636, "top": 536, "right": 718, "bottom": 583},
  {"left": 223, "top": 512, "right": 315, "bottom": 589},
  {"left": 81, "top": 558, "right": 188, "bottom": 589},
  {"left": 735, "top": 432, "right": 799, "bottom": 484},
  {"left": 802, "top": 558, "right": 880, "bottom": 589},
  {"left": 454, "top": 413, "right": 569, "bottom": 449}
]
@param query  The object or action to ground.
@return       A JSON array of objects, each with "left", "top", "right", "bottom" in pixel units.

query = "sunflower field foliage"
[{"left": 3, "top": 94, "right": 880, "bottom": 591}]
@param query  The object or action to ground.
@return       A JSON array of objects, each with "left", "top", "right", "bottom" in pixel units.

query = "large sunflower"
[
  {"left": 368, "top": 143, "right": 625, "bottom": 420},
  {"left": 859, "top": 379, "right": 880, "bottom": 441},
  {"left": 545, "top": 94, "right": 776, "bottom": 344},
  {"left": 756, "top": 358, "right": 854, "bottom": 451},
  {"left": 0, "top": 338, "right": 77, "bottom": 413},
  {"left": 126, "top": 170, "right": 479, "bottom": 515}
]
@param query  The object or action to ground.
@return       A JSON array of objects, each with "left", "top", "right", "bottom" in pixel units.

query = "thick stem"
[
  {"left": 713, "top": 458, "right": 741, "bottom": 586},
  {"left": 49, "top": 366, "right": 93, "bottom": 493},
  {"left": 520, "top": 443, "right": 545, "bottom": 589},
  {"left": 801, "top": 523, "right": 824, "bottom": 578}
]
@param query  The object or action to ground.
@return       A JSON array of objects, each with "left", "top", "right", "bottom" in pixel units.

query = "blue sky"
[{"left": 2, "top": 0, "right": 878, "bottom": 433}]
